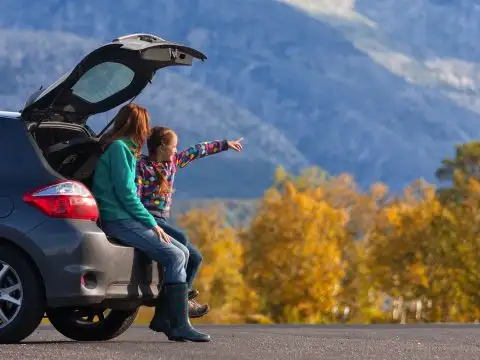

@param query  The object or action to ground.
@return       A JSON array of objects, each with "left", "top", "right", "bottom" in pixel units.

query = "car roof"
[{"left": 0, "top": 111, "right": 21, "bottom": 119}]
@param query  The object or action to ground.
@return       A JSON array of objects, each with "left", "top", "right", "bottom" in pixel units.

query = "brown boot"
[
  {"left": 188, "top": 289, "right": 199, "bottom": 300},
  {"left": 188, "top": 299, "right": 210, "bottom": 318}
]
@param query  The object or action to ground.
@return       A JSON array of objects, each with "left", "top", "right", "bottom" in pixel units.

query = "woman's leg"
[
  {"left": 169, "top": 238, "right": 190, "bottom": 271},
  {"left": 102, "top": 219, "right": 186, "bottom": 284},
  {"left": 102, "top": 219, "right": 210, "bottom": 342}
]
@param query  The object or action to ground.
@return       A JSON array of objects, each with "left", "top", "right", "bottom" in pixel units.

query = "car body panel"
[
  {"left": 0, "top": 198, "right": 13, "bottom": 218},
  {"left": 25, "top": 218, "right": 161, "bottom": 308},
  {"left": 0, "top": 111, "right": 21, "bottom": 119}
]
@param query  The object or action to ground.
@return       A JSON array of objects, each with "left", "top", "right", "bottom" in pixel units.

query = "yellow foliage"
[
  {"left": 177, "top": 206, "right": 262, "bottom": 324},
  {"left": 169, "top": 164, "right": 480, "bottom": 325},
  {"left": 366, "top": 180, "right": 480, "bottom": 323},
  {"left": 242, "top": 180, "right": 347, "bottom": 323}
]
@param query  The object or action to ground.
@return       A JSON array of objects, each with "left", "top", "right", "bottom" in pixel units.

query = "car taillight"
[{"left": 22, "top": 180, "right": 99, "bottom": 222}]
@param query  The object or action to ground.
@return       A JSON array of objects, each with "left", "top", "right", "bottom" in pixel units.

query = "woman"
[
  {"left": 91, "top": 103, "right": 210, "bottom": 342},
  {"left": 136, "top": 126, "right": 244, "bottom": 318}
]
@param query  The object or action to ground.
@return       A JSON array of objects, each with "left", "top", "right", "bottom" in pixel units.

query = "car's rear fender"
[
  {"left": 0, "top": 225, "right": 48, "bottom": 294},
  {"left": 24, "top": 218, "right": 162, "bottom": 307}
]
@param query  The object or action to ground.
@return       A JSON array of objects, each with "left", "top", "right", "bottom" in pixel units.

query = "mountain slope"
[
  {"left": 0, "top": 29, "right": 308, "bottom": 197},
  {"left": 0, "top": 0, "right": 479, "bottom": 196}
]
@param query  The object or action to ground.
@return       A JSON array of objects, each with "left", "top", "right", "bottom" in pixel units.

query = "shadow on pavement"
[{"left": 20, "top": 340, "right": 178, "bottom": 345}]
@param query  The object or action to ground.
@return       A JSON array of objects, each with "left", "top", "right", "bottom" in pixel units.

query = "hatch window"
[{"left": 71, "top": 62, "right": 135, "bottom": 103}]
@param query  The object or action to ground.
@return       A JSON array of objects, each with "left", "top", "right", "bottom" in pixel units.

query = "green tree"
[
  {"left": 436, "top": 141, "right": 480, "bottom": 181},
  {"left": 436, "top": 141, "right": 480, "bottom": 203}
]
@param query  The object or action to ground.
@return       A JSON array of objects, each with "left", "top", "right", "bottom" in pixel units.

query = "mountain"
[
  {"left": 0, "top": 29, "right": 308, "bottom": 198},
  {"left": 0, "top": 0, "right": 479, "bottom": 199}
]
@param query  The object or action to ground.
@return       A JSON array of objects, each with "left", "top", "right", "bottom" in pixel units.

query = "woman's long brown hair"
[
  {"left": 147, "top": 126, "right": 177, "bottom": 195},
  {"left": 101, "top": 103, "right": 151, "bottom": 156}
]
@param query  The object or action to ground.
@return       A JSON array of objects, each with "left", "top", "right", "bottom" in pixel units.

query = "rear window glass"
[{"left": 71, "top": 62, "right": 135, "bottom": 103}]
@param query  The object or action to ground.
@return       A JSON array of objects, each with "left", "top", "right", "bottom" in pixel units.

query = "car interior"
[
  {"left": 29, "top": 119, "right": 150, "bottom": 242},
  {"left": 29, "top": 120, "right": 137, "bottom": 249},
  {"left": 28, "top": 121, "right": 104, "bottom": 190}
]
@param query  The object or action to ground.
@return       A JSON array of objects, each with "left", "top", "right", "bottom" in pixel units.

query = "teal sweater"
[{"left": 92, "top": 139, "right": 157, "bottom": 229}]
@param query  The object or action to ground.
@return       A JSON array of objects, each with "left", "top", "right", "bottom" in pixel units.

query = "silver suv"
[{"left": 0, "top": 33, "right": 206, "bottom": 343}]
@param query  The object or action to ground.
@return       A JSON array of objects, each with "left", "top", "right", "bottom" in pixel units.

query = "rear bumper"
[{"left": 25, "top": 219, "right": 163, "bottom": 309}]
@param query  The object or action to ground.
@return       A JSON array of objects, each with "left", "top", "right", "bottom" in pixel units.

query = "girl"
[
  {"left": 136, "top": 126, "right": 244, "bottom": 317},
  {"left": 91, "top": 104, "right": 210, "bottom": 342}
]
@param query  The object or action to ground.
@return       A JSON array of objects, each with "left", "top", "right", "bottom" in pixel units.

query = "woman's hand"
[
  {"left": 227, "top": 137, "right": 244, "bottom": 152},
  {"left": 153, "top": 225, "right": 171, "bottom": 243}
]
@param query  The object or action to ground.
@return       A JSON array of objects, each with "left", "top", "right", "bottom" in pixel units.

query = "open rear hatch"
[
  {"left": 21, "top": 33, "right": 207, "bottom": 126},
  {"left": 22, "top": 34, "right": 207, "bottom": 188}
]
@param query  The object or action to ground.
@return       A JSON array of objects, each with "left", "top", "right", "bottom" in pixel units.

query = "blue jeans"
[
  {"left": 102, "top": 218, "right": 188, "bottom": 284},
  {"left": 154, "top": 217, "right": 203, "bottom": 290}
]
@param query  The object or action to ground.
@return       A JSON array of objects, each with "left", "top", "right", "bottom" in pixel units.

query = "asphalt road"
[{"left": 1, "top": 324, "right": 479, "bottom": 360}]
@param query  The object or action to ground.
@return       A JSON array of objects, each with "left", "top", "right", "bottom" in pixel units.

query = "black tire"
[
  {"left": 0, "top": 244, "right": 46, "bottom": 344},
  {"left": 46, "top": 307, "right": 139, "bottom": 341}
]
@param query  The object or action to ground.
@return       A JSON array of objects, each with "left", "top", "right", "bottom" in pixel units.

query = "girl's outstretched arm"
[{"left": 175, "top": 140, "right": 229, "bottom": 169}]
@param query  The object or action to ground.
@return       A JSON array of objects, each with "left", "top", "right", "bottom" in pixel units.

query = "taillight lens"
[{"left": 22, "top": 180, "right": 99, "bottom": 222}]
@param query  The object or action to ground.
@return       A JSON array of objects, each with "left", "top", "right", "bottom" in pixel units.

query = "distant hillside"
[
  {"left": 1, "top": 0, "right": 480, "bottom": 198},
  {"left": 170, "top": 198, "right": 259, "bottom": 228}
]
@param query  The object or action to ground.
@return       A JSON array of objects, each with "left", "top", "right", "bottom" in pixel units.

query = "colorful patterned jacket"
[{"left": 135, "top": 140, "right": 229, "bottom": 218}]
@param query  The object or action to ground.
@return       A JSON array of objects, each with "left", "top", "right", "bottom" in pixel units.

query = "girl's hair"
[
  {"left": 101, "top": 103, "right": 151, "bottom": 155},
  {"left": 147, "top": 126, "right": 178, "bottom": 195}
]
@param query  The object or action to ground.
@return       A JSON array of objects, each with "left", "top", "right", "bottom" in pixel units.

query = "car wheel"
[
  {"left": 46, "top": 307, "right": 139, "bottom": 341},
  {"left": 0, "top": 244, "right": 46, "bottom": 344}
]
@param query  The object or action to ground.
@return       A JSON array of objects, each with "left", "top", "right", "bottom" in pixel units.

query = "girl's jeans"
[
  {"left": 102, "top": 218, "right": 188, "bottom": 284},
  {"left": 154, "top": 216, "right": 203, "bottom": 290}
]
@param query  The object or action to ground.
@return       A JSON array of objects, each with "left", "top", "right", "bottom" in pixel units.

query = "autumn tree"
[
  {"left": 272, "top": 167, "right": 389, "bottom": 323},
  {"left": 436, "top": 141, "right": 480, "bottom": 181},
  {"left": 171, "top": 161, "right": 480, "bottom": 325},
  {"left": 436, "top": 141, "right": 480, "bottom": 203},
  {"left": 308, "top": 174, "right": 388, "bottom": 323},
  {"left": 365, "top": 176, "right": 480, "bottom": 323},
  {"left": 434, "top": 144, "right": 480, "bottom": 321},
  {"left": 177, "top": 205, "right": 261, "bottom": 324},
  {"left": 242, "top": 179, "right": 347, "bottom": 324},
  {"left": 436, "top": 176, "right": 480, "bottom": 322},
  {"left": 366, "top": 182, "right": 437, "bottom": 321}
]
